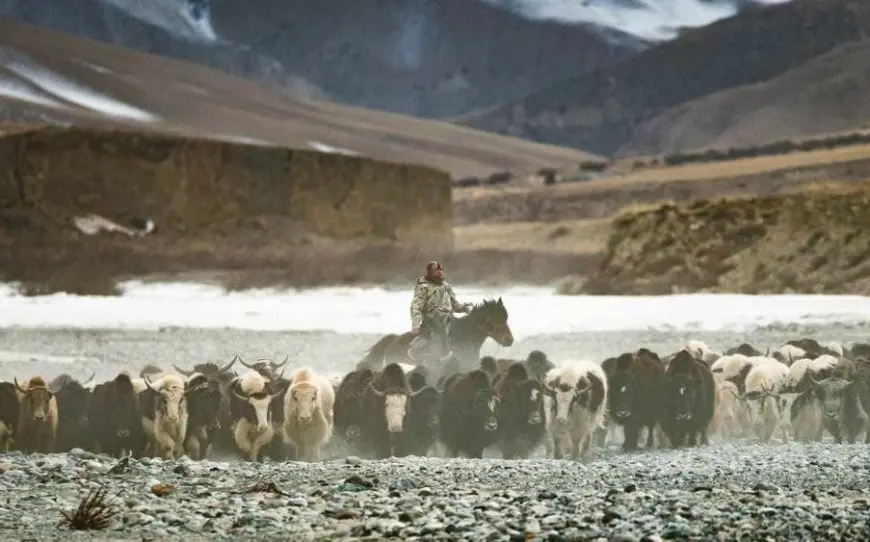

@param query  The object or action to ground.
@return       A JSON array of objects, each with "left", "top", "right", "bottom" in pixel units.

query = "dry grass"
[
  {"left": 455, "top": 143, "right": 870, "bottom": 202},
  {"left": 454, "top": 218, "right": 611, "bottom": 255}
]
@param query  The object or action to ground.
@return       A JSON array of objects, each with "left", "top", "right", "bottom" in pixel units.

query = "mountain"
[
  {"left": 0, "top": 0, "right": 329, "bottom": 101},
  {"left": 0, "top": 19, "right": 598, "bottom": 178},
  {"left": 458, "top": 0, "right": 870, "bottom": 157},
  {"left": 483, "top": 0, "right": 793, "bottom": 42},
  {"left": 0, "top": 0, "right": 647, "bottom": 121},
  {"left": 206, "top": 0, "right": 648, "bottom": 118},
  {"left": 622, "top": 38, "right": 870, "bottom": 155}
]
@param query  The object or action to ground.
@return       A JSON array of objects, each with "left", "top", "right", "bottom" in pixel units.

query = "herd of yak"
[{"left": 1, "top": 336, "right": 868, "bottom": 463}]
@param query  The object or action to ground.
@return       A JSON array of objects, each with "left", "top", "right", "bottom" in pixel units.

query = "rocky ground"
[
  {"left": 2, "top": 325, "right": 870, "bottom": 539},
  {"left": 4, "top": 444, "right": 869, "bottom": 540},
  {"left": 582, "top": 187, "right": 870, "bottom": 296}
]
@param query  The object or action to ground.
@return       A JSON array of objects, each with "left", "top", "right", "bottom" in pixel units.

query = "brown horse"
[{"left": 357, "top": 297, "right": 514, "bottom": 372}]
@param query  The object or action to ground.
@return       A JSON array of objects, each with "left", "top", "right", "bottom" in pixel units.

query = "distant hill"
[
  {"left": 457, "top": 0, "right": 870, "bottom": 157},
  {"left": 0, "top": 20, "right": 598, "bottom": 178},
  {"left": 621, "top": 39, "right": 870, "bottom": 156}
]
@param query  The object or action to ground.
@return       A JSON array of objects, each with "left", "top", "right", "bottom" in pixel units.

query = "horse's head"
[{"left": 470, "top": 297, "right": 514, "bottom": 347}]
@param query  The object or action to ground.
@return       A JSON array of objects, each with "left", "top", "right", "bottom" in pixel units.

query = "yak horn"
[
  {"left": 13, "top": 377, "right": 26, "bottom": 394},
  {"left": 368, "top": 382, "right": 385, "bottom": 397},
  {"left": 219, "top": 356, "right": 238, "bottom": 373},
  {"left": 237, "top": 355, "right": 255, "bottom": 369},
  {"left": 275, "top": 354, "right": 290, "bottom": 368},
  {"left": 173, "top": 364, "right": 194, "bottom": 376},
  {"left": 143, "top": 375, "right": 156, "bottom": 392}
]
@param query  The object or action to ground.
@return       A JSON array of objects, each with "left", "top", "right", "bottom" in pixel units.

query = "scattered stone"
[{"left": 151, "top": 483, "right": 174, "bottom": 497}]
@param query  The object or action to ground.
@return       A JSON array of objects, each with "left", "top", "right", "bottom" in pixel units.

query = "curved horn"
[
  {"left": 231, "top": 389, "right": 250, "bottom": 403},
  {"left": 82, "top": 372, "right": 96, "bottom": 387},
  {"left": 368, "top": 382, "right": 385, "bottom": 397},
  {"left": 13, "top": 377, "right": 26, "bottom": 394},
  {"left": 236, "top": 355, "right": 255, "bottom": 370},
  {"left": 218, "top": 355, "right": 238, "bottom": 373},
  {"left": 142, "top": 375, "right": 156, "bottom": 392},
  {"left": 172, "top": 364, "right": 194, "bottom": 376},
  {"left": 274, "top": 354, "right": 290, "bottom": 368}
]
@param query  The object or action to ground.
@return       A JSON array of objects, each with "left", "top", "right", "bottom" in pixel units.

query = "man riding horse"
[{"left": 407, "top": 260, "right": 472, "bottom": 364}]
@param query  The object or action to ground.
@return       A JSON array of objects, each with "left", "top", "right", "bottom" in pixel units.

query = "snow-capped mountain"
[
  {"left": 100, "top": 0, "right": 218, "bottom": 43},
  {"left": 0, "top": 0, "right": 797, "bottom": 121},
  {"left": 483, "top": 0, "right": 793, "bottom": 41},
  {"left": 16, "top": 0, "right": 795, "bottom": 48}
]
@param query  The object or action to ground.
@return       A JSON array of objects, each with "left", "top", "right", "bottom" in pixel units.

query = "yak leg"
[
  {"left": 552, "top": 435, "right": 566, "bottom": 459},
  {"left": 580, "top": 434, "right": 592, "bottom": 457},
  {"left": 375, "top": 437, "right": 393, "bottom": 460},
  {"left": 570, "top": 438, "right": 581, "bottom": 460},
  {"left": 622, "top": 423, "right": 641, "bottom": 452},
  {"left": 594, "top": 426, "right": 607, "bottom": 448},
  {"left": 828, "top": 425, "right": 843, "bottom": 444},
  {"left": 466, "top": 445, "right": 485, "bottom": 458},
  {"left": 644, "top": 424, "right": 656, "bottom": 449},
  {"left": 543, "top": 434, "right": 554, "bottom": 458},
  {"left": 501, "top": 438, "right": 517, "bottom": 460}
]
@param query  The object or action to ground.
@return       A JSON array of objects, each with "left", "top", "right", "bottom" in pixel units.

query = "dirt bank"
[
  {"left": 0, "top": 126, "right": 458, "bottom": 294},
  {"left": 454, "top": 154, "right": 870, "bottom": 225},
  {"left": 580, "top": 186, "right": 870, "bottom": 295}
]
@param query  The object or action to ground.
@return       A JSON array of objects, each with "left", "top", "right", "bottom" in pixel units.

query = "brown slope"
[
  {"left": 621, "top": 39, "right": 870, "bottom": 155},
  {"left": 457, "top": 0, "right": 870, "bottom": 157},
  {"left": 0, "top": 20, "right": 599, "bottom": 178}
]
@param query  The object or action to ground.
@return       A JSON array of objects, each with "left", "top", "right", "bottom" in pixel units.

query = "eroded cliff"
[
  {"left": 583, "top": 186, "right": 870, "bottom": 295},
  {"left": 0, "top": 126, "right": 453, "bottom": 294}
]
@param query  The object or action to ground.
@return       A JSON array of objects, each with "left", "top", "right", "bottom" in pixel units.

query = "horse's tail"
[{"left": 357, "top": 334, "right": 399, "bottom": 371}]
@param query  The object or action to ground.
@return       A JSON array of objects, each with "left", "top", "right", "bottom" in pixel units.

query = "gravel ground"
[
  {"left": 2, "top": 444, "right": 869, "bottom": 540},
  {"left": 1, "top": 325, "right": 870, "bottom": 539}
]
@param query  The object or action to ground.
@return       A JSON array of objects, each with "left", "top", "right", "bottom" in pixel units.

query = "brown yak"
[{"left": 15, "top": 376, "right": 58, "bottom": 454}]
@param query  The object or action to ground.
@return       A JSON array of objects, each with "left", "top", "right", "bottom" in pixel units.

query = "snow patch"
[
  {"left": 0, "top": 282, "right": 869, "bottom": 338},
  {"left": 1, "top": 54, "right": 156, "bottom": 122},
  {"left": 0, "top": 74, "right": 66, "bottom": 108},
  {"left": 102, "top": 0, "right": 219, "bottom": 43},
  {"left": 485, "top": 0, "right": 794, "bottom": 42},
  {"left": 74, "top": 59, "right": 113, "bottom": 74},
  {"left": 309, "top": 141, "right": 360, "bottom": 156}
]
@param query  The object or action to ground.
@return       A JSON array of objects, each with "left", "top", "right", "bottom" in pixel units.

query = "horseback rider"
[{"left": 408, "top": 260, "right": 473, "bottom": 364}]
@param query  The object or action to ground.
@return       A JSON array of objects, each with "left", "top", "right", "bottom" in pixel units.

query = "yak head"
[{"left": 15, "top": 377, "right": 54, "bottom": 422}]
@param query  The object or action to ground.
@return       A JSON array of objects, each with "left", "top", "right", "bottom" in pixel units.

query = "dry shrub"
[{"left": 60, "top": 486, "right": 118, "bottom": 531}]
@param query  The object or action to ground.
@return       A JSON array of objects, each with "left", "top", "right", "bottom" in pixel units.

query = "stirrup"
[
  {"left": 406, "top": 348, "right": 423, "bottom": 363},
  {"left": 439, "top": 350, "right": 454, "bottom": 362}
]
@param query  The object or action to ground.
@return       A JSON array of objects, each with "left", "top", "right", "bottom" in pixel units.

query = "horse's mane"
[{"left": 463, "top": 297, "right": 506, "bottom": 319}]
